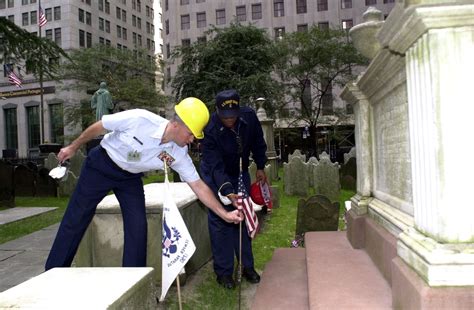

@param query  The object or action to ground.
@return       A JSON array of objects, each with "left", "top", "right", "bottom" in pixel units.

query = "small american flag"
[
  {"left": 7, "top": 68, "right": 22, "bottom": 88},
  {"left": 237, "top": 172, "right": 259, "bottom": 238},
  {"left": 38, "top": 5, "right": 47, "bottom": 27}
]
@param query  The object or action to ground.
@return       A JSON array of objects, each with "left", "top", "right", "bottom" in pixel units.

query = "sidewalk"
[{"left": 0, "top": 223, "right": 58, "bottom": 292}]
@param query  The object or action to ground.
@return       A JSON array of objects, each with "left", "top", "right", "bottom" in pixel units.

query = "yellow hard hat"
[{"left": 174, "top": 97, "right": 210, "bottom": 139}]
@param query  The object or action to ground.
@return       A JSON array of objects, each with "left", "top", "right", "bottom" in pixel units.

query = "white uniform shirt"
[{"left": 100, "top": 109, "right": 200, "bottom": 183}]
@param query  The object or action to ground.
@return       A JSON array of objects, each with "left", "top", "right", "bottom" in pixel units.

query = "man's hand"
[
  {"left": 227, "top": 193, "right": 239, "bottom": 208},
  {"left": 226, "top": 209, "right": 243, "bottom": 224},
  {"left": 256, "top": 169, "right": 267, "bottom": 183},
  {"left": 57, "top": 145, "right": 78, "bottom": 163}
]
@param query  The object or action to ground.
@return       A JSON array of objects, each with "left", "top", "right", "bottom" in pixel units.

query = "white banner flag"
[{"left": 159, "top": 177, "right": 196, "bottom": 301}]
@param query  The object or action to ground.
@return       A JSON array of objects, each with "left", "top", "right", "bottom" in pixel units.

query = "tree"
[
  {"left": 171, "top": 23, "right": 281, "bottom": 113},
  {"left": 0, "top": 17, "right": 68, "bottom": 79},
  {"left": 60, "top": 45, "right": 167, "bottom": 129},
  {"left": 273, "top": 26, "right": 367, "bottom": 155}
]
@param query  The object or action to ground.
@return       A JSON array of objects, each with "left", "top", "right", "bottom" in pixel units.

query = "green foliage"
[
  {"left": 60, "top": 45, "right": 167, "bottom": 129},
  {"left": 273, "top": 26, "right": 367, "bottom": 148},
  {"left": 0, "top": 17, "right": 69, "bottom": 79},
  {"left": 171, "top": 23, "right": 282, "bottom": 113}
]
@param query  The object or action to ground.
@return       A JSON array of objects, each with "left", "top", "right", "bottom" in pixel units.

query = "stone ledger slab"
[
  {"left": 0, "top": 267, "right": 155, "bottom": 309},
  {"left": 0, "top": 207, "right": 57, "bottom": 225},
  {"left": 75, "top": 183, "right": 212, "bottom": 285}
]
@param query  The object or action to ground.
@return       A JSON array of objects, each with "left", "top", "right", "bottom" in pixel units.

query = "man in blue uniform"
[
  {"left": 45, "top": 97, "right": 242, "bottom": 271},
  {"left": 200, "top": 89, "right": 267, "bottom": 289}
]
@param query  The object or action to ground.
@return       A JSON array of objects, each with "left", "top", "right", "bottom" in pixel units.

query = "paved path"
[
  {"left": 0, "top": 224, "right": 58, "bottom": 292},
  {"left": 0, "top": 207, "right": 57, "bottom": 225}
]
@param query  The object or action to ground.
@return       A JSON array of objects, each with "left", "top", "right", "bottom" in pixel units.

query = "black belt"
[{"left": 98, "top": 145, "right": 136, "bottom": 175}]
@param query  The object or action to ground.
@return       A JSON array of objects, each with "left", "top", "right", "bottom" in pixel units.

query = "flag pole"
[
  {"left": 237, "top": 157, "right": 243, "bottom": 310},
  {"left": 163, "top": 160, "right": 183, "bottom": 310},
  {"left": 38, "top": 0, "right": 45, "bottom": 143}
]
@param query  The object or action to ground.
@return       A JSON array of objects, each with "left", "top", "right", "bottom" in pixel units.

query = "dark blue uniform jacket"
[{"left": 200, "top": 106, "right": 267, "bottom": 197}]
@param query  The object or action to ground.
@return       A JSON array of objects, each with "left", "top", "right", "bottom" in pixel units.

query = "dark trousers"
[
  {"left": 45, "top": 146, "right": 146, "bottom": 270},
  {"left": 208, "top": 172, "right": 254, "bottom": 277}
]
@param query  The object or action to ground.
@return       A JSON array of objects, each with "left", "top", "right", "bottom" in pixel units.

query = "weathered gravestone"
[
  {"left": 340, "top": 157, "right": 357, "bottom": 191},
  {"left": 35, "top": 168, "right": 57, "bottom": 197},
  {"left": 313, "top": 152, "right": 341, "bottom": 203},
  {"left": 295, "top": 195, "right": 340, "bottom": 237},
  {"left": 14, "top": 165, "right": 36, "bottom": 196},
  {"left": 344, "top": 147, "right": 356, "bottom": 165},
  {"left": 284, "top": 156, "right": 309, "bottom": 197},
  {"left": 44, "top": 151, "right": 85, "bottom": 197},
  {"left": 307, "top": 156, "right": 319, "bottom": 187},
  {"left": 288, "top": 149, "right": 306, "bottom": 163},
  {"left": 0, "top": 161, "right": 15, "bottom": 207},
  {"left": 249, "top": 162, "right": 273, "bottom": 185}
]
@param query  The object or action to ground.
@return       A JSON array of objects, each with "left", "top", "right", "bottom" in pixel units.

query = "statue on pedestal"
[{"left": 91, "top": 82, "right": 113, "bottom": 121}]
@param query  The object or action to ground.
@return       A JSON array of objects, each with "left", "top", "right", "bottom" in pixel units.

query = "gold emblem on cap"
[{"left": 222, "top": 99, "right": 238, "bottom": 107}]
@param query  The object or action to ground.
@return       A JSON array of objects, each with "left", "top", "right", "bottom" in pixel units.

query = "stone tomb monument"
[
  {"left": 75, "top": 182, "right": 211, "bottom": 286},
  {"left": 342, "top": 3, "right": 474, "bottom": 308},
  {"left": 0, "top": 161, "right": 14, "bottom": 207}
]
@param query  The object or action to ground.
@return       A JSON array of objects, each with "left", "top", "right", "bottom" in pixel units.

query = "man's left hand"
[{"left": 256, "top": 170, "right": 267, "bottom": 183}]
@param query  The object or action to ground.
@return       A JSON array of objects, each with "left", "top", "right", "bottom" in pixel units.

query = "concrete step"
[
  {"left": 305, "top": 231, "right": 392, "bottom": 309},
  {"left": 251, "top": 248, "right": 309, "bottom": 310}
]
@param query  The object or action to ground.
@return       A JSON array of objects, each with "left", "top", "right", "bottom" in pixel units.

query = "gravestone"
[
  {"left": 295, "top": 195, "right": 340, "bottom": 237},
  {"left": 307, "top": 157, "right": 319, "bottom": 187},
  {"left": 283, "top": 157, "right": 309, "bottom": 197},
  {"left": 340, "top": 157, "right": 357, "bottom": 191},
  {"left": 58, "top": 172, "right": 79, "bottom": 197},
  {"left": 0, "top": 161, "right": 15, "bottom": 207},
  {"left": 288, "top": 149, "right": 306, "bottom": 163},
  {"left": 13, "top": 165, "right": 36, "bottom": 196},
  {"left": 35, "top": 168, "right": 57, "bottom": 197},
  {"left": 313, "top": 152, "right": 341, "bottom": 203},
  {"left": 249, "top": 162, "right": 273, "bottom": 186},
  {"left": 344, "top": 147, "right": 356, "bottom": 164}
]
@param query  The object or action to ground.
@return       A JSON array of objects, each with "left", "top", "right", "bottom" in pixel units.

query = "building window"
[
  {"left": 252, "top": 4, "right": 262, "bottom": 20},
  {"left": 197, "top": 36, "right": 206, "bottom": 43},
  {"left": 54, "top": 6, "right": 61, "bottom": 20},
  {"left": 384, "top": 0, "right": 394, "bottom": 3},
  {"left": 116, "top": 7, "right": 121, "bottom": 19},
  {"left": 274, "top": 27, "right": 285, "bottom": 40},
  {"left": 54, "top": 28, "right": 61, "bottom": 45},
  {"left": 181, "top": 14, "right": 190, "bottom": 30},
  {"left": 86, "top": 12, "right": 91, "bottom": 25},
  {"left": 21, "top": 0, "right": 27, "bottom": 5},
  {"left": 296, "top": 0, "right": 307, "bottom": 14},
  {"left": 342, "top": 19, "right": 353, "bottom": 30},
  {"left": 180, "top": 0, "right": 189, "bottom": 4},
  {"left": 196, "top": 0, "right": 205, "bottom": 2},
  {"left": 132, "top": 15, "right": 136, "bottom": 27},
  {"left": 45, "top": 29, "right": 53, "bottom": 40},
  {"left": 137, "top": 17, "right": 141, "bottom": 29},
  {"left": 99, "top": 0, "right": 103, "bottom": 11},
  {"left": 136, "top": 0, "right": 141, "bottom": 12},
  {"left": 182, "top": 38, "right": 191, "bottom": 47},
  {"left": 26, "top": 106, "right": 40, "bottom": 149},
  {"left": 366, "top": 0, "right": 376, "bottom": 5},
  {"left": 122, "top": 28, "right": 127, "bottom": 40},
  {"left": 79, "top": 9, "right": 84, "bottom": 23},
  {"left": 8, "top": 15, "right": 14, "bottom": 22},
  {"left": 146, "top": 22, "right": 151, "bottom": 34},
  {"left": 105, "top": 20, "right": 110, "bottom": 33},
  {"left": 45, "top": 8, "right": 52, "bottom": 21},
  {"left": 22, "top": 12, "right": 29, "bottom": 26},
  {"left": 99, "top": 37, "right": 105, "bottom": 44},
  {"left": 166, "top": 43, "right": 170, "bottom": 58},
  {"left": 297, "top": 24, "right": 308, "bottom": 32},
  {"left": 166, "top": 67, "right": 171, "bottom": 83},
  {"left": 318, "top": 22, "right": 329, "bottom": 30},
  {"left": 274, "top": 0, "right": 284, "bottom": 17},
  {"left": 4, "top": 108, "right": 18, "bottom": 150},
  {"left": 197, "top": 12, "right": 206, "bottom": 28},
  {"left": 117, "top": 25, "right": 122, "bottom": 38},
  {"left": 79, "top": 29, "right": 85, "bottom": 47},
  {"left": 321, "top": 78, "right": 333, "bottom": 115},
  {"left": 317, "top": 0, "right": 328, "bottom": 11},
  {"left": 164, "top": 0, "right": 168, "bottom": 10},
  {"left": 165, "top": 19, "right": 169, "bottom": 35},
  {"left": 122, "top": 10, "right": 126, "bottom": 22},
  {"left": 49, "top": 104, "right": 63, "bottom": 144},
  {"left": 30, "top": 11, "right": 37, "bottom": 25},
  {"left": 99, "top": 18, "right": 104, "bottom": 30},
  {"left": 216, "top": 9, "right": 225, "bottom": 25},
  {"left": 341, "top": 0, "right": 352, "bottom": 9},
  {"left": 236, "top": 5, "right": 246, "bottom": 22},
  {"left": 105, "top": 0, "right": 110, "bottom": 14},
  {"left": 86, "top": 32, "right": 92, "bottom": 47}
]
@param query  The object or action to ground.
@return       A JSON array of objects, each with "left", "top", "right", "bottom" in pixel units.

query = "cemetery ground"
[{"left": 0, "top": 170, "right": 354, "bottom": 309}]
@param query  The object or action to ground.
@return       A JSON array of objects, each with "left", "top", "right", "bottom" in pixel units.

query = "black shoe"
[
  {"left": 243, "top": 267, "right": 260, "bottom": 284},
  {"left": 216, "top": 275, "right": 235, "bottom": 289}
]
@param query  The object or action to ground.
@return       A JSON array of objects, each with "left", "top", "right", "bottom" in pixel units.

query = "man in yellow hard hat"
[{"left": 45, "top": 97, "right": 242, "bottom": 270}]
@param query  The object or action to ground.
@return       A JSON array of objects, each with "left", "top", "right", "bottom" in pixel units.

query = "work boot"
[
  {"left": 242, "top": 267, "right": 260, "bottom": 284},
  {"left": 216, "top": 275, "right": 235, "bottom": 289}
]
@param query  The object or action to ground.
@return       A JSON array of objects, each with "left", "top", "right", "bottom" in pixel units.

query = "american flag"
[
  {"left": 237, "top": 173, "right": 259, "bottom": 238},
  {"left": 38, "top": 5, "right": 47, "bottom": 27},
  {"left": 7, "top": 68, "right": 22, "bottom": 88}
]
